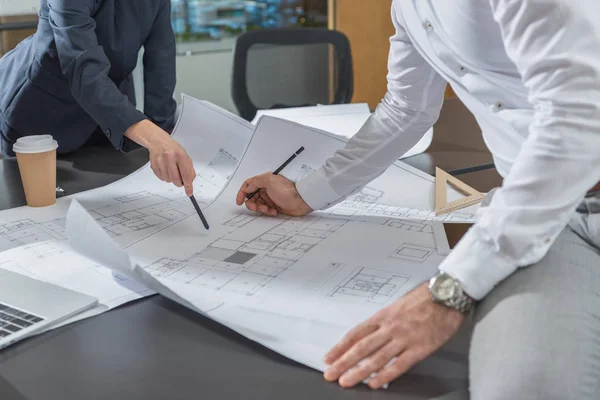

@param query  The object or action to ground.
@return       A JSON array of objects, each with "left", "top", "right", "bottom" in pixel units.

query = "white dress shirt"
[{"left": 296, "top": 0, "right": 600, "bottom": 300}]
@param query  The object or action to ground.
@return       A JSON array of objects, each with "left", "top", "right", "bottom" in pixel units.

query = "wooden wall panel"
[
  {"left": 329, "top": 0, "right": 454, "bottom": 110},
  {"left": 330, "top": 0, "right": 394, "bottom": 110},
  {"left": 0, "top": 14, "right": 38, "bottom": 57}
]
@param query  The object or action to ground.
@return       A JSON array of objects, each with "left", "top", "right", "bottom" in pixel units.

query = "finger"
[
  {"left": 158, "top": 156, "right": 172, "bottom": 183},
  {"left": 236, "top": 179, "right": 253, "bottom": 205},
  {"left": 338, "top": 341, "right": 402, "bottom": 388},
  {"left": 324, "top": 329, "right": 391, "bottom": 383},
  {"left": 255, "top": 196, "right": 278, "bottom": 216},
  {"left": 250, "top": 197, "right": 274, "bottom": 216},
  {"left": 179, "top": 156, "right": 196, "bottom": 196},
  {"left": 254, "top": 198, "right": 270, "bottom": 214},
  {"left": 167, "top": 159, "right": 183, "bottom": 188},
  {"left": 151, "top": 160, "right": 167, "bottom": 182},
  {"left": 259, "top": 191, "right": 278, "bottom": 211},
  {"left": 245, "top": 199, "right": 259, "bottom": 213},
  {"left": 325, "top": 322, "right": 380, "bottom": 365},
  {"left": 367, "top": 349, "right": 423, "bottom": 390}
]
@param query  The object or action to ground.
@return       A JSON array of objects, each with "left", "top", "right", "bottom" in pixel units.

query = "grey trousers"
[{"left": 435, "top": 193, "right": 600, "bottom": 400}]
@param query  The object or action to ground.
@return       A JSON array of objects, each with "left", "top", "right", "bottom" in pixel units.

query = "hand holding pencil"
[{"left": 235, "top": 146, "right": 312, "bottom": 217}]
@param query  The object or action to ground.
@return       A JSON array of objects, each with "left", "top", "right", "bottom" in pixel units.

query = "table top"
[{"left": 0, "top": 98, "right": 491, "bottom": 400}]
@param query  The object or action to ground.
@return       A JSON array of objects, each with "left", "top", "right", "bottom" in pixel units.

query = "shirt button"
[
  {"left": 105, "top": 129, "right": 112, "bottom": 138},
  {"left": 424, "top": 21, "right": 434, "bottom": 31},
  {"left": 490, "top": 102, "right": 504, "bottom": 112}
]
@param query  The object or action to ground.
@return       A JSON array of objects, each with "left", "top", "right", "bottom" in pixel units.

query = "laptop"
[{"left": 0, "top": 268, "right": 98, "bottom": 350}]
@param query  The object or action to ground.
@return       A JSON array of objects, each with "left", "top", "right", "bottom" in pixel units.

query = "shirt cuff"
[
  {"left": 295, "top": 168, "right": 344, "bottom": 211},
  {"left": 438, "top": 227, "right": 518, "bottom": 300},
  {"left": 99, "top": 105, "right": 147, "bottom": 152}
]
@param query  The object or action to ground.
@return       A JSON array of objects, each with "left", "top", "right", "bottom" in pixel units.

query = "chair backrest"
[{"left": 232, "top": 28, "right": 353, "bottom": 121}]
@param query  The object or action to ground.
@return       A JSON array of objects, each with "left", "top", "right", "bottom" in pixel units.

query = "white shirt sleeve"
[
  {"left": 296, "top": 1, "right": 447, "bottom": 210},
  {"left": 439, "top": 0, "right": 600, "bottom": 299}
]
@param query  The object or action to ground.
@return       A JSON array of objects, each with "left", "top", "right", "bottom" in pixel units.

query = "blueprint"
[
  {"left": 65, "top": 114, "right": 476, "bottom": 380},
  {"left": 0, "top": 94, "right": 252, "bottom": 252},
  {"left": 0, "top": 95, "right": 254, "bottom": 326},
  {"left": 251, "top": 103, "right": 434, "bottom": 159},
  {"left": 0, "top": 96, "right": 476, "bottom": 383}
]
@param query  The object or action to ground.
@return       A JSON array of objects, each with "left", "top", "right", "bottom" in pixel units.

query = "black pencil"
[
  {"left": 190, "top": 195, "right": 209, "bottom": 230},
  {"left": 245, "top": 146, "right": 305, "bottom": 201}
]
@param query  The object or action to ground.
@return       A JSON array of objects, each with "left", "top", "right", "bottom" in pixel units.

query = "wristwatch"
[{"left": 428, "top": 272, "right": 475, "bottom": 313}]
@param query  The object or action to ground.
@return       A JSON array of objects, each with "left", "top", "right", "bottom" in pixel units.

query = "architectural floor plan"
[
  {"left": 144, "top": 213, "right": 349, "bottom": 297},
  {"left": 328, "top": 266, "right": 409, "bottom": 305},
  {"left": 325, "top": 185, "right": 475, "bottom": 224},
  {"left": 0, "top": 95, "right": 254, "bottom": 331},
  {"left": 0, "top": 188, "right": 196, "bottom": 252},
  {"left": 2, "top": 96, "right": 479, "bottom": 381}
]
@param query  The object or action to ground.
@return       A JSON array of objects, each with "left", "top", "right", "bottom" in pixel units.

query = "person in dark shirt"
[{"left": 0, "top": 0, "right": 196, "bottom": 195}]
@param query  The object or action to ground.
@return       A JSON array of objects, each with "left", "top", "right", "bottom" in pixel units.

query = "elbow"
[
  {"left": 59, "top": 46, "right": 110, "bottom": 102},
  {"left": 375, "top": 90, "right": 442, "bottom": 133}
]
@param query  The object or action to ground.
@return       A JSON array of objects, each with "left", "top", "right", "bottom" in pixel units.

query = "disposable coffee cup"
[{"left": 13, "top": 135, "right": 59, "bottom": 207}]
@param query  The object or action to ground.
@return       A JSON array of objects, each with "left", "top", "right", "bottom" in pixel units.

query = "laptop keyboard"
[{"left": 0, "top": 302, "right": 45, "bottom": 339}]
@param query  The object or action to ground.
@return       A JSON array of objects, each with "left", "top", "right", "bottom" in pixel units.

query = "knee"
[
  {"left": 468, "top": 311, "right": 597, "bottom": 400},
  {"left": 470, "top": 360, "right": 580, "bottom": 400}
]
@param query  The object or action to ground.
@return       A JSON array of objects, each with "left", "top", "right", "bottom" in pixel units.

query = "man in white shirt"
[{"left": 236, "top": 1, "right": 600, "bottom": 397}]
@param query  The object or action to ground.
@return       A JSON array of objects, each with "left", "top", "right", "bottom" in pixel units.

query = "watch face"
[{"left": 432, "top": 275, "right": 457, "bottom": 301}]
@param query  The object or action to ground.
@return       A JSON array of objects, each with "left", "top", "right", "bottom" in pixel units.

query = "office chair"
[{"left": 232, "top": 28, "right": 353, "bottom": 121}]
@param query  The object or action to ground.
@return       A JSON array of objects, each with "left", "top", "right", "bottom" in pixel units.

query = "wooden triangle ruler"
[{"left": 435, "top": 167, "right": 485, "bottom": 216}]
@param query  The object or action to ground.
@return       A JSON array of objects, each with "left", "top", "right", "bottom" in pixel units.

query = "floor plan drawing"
[
  {"left": 143, "top": 213, "right": 350, "bottom": 296},
  {"left": 389, "top": 242, "right": 436, "bottom": 263},
  {"left": 0, "top": 189, "right": 199, "bottom": 253},
  {"left": 0, "top": 219, "right": 66, "bottom": 252},
  {"left": 199, "top": 148, "right": 239, "bottom": 188},
  {"left": 59, "top": 101, "right": 477, "bottom": 378},
  {"left": 23, "top": 241, "right": 67, "bottom": 259},
  {"left": 86, "top": 192, "right": 194, "bottom": 238},
  {"left": 324, "top": 197, "right": 475, "bottom": 228},
  {"left": 41, "top": 218, "right": 68, "bottom": 239},
  {"left": 328, "top": 267, "right": 409, "bottom": 305},
  {"left": 383, "top": 218, "right": 433, "bottom": 233},
  {"left": 210, "top": 148, "right": 238, "bottom": 173},
  {"left": 294, "top": 164, "right": 316, "bottom": 182},
  {"left": 302, "top": 262, "right": 345, "bottom": 291},
  {"left": 145, "top": 252, "right": 280, "bottom": 296},
  {"left": 115, "top": 192, "right": 154, "bottom": 203},
  {"left": 346, "top": 187, "right": 384, "bottom": 204},
  {"left": 224, "top": 214, "right": 257, "bottom": 228}
]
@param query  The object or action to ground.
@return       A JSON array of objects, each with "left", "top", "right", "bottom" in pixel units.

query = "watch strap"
[{"left": 444, "top": 294, "right": 475, "bottom": 314}]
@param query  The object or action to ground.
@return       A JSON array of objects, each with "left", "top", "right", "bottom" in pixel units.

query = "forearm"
[
  {"left": 297, "top": 93, "right": 441, "bottom": 210},
  {"left": 296, "top": 2, "right": 447, "bottom": 210},
  {"left": 124, "top": 119, "right": 170, "bottom": 152}
]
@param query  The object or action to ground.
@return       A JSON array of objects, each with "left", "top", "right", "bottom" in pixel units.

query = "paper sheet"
[
  {"left": 0, "top": 94, "right": 254, "bottom": 328},
  {"left": 65, "top": 114, "right": 475, "bottom": 380},
  {"left": 251, "top": 103, "right": 434, "bottom": 159},
  {"left": 1, "top": 96, "right": 475, "bottom": 383},
  {"left": 0, "top": 94, "right": 252, "bottom": 252}
]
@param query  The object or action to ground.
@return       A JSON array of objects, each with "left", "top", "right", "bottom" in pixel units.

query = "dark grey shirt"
[{"left": 0, "top": 0, "right": 176, "bottom": 157}]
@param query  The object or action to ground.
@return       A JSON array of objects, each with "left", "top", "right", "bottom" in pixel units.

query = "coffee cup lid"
[{"left": 12, "top": 135, "right": 58, "bottom": 154}]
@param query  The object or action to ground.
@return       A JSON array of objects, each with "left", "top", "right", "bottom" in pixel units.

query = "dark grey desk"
[{"left": 0, "top": 102, "right": 489, "bottom": 399}]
